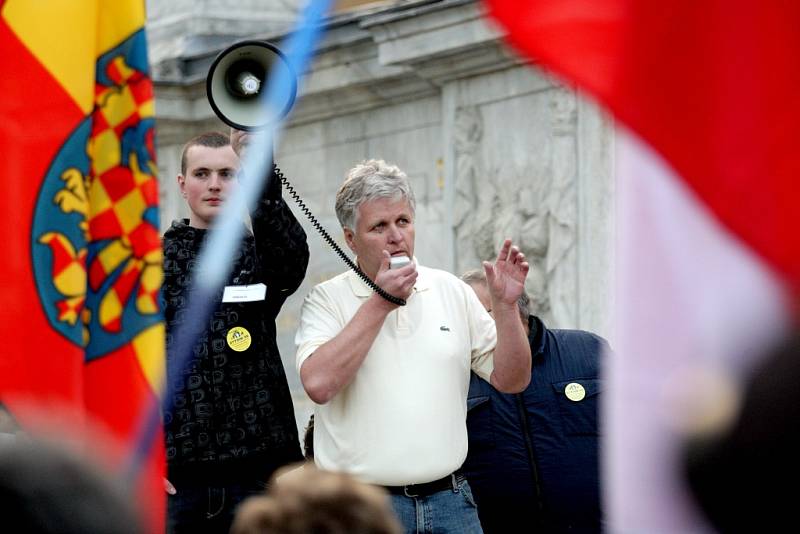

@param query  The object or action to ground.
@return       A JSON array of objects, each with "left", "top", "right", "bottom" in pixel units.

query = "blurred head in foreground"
[
  {"left": 0, "top": 437, "right": 142, "bottom": 534},
  {"left": 231, "top": 464, "right": 401, "bottom": 534},
  {"left": 684, "top": 331, "right": 800, "bottom": 533}
]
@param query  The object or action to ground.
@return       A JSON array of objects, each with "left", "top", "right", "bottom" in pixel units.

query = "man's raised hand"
[{"left": 483, "top": 238, "right": 529, "bottom": 305}]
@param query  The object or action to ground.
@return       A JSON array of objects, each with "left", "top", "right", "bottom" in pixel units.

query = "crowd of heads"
[{"left": 6, "top": 140, "right": 539, "bottom": 533}]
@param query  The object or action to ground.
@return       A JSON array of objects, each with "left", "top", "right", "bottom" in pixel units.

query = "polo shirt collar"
[{"left": 346, "top": 256, "right": 429, "bottom": 298}]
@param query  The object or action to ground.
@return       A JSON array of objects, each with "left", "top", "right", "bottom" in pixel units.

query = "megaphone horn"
[{"left": 206, "top": 40, "right": 297, "bottom": 131}]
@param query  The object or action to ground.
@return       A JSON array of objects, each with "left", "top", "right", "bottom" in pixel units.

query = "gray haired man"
[{"left": 295, "top": 159, "right": 532, "bottom": 533}]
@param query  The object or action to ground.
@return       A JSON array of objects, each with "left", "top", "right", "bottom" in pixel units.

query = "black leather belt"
[{"left": 383, "top": 472, "right": 458, "bottom": 498}]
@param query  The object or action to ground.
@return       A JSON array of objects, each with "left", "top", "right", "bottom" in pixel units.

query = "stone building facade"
[{"left": 147, "top": 0, "right": 615, "bottom": 422}]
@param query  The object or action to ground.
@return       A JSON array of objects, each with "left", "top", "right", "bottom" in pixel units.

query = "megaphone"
[{"left": 206, "top": 40, "right": 297, "bottom": 131}]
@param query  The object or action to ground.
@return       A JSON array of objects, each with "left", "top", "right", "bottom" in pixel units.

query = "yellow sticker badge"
[
  {"left": 564, "top": 382, "right": 586, "bottom": 402},
  {"left": 226, "top": 326, "right": 252, "bottom": 352}
]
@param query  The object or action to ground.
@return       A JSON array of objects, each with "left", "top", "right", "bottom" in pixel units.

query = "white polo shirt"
[{"left": 295, "top": 263, "right": 496, "bottom": 486}]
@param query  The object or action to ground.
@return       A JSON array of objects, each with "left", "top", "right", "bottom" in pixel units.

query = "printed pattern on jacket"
[{"left": 162, "top": 177, "right": 309, "bottom": 475}]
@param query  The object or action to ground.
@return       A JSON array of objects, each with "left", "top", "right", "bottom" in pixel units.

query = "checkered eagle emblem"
[{"left": 31, "top": 31, "right": 162, "bottom": 360}]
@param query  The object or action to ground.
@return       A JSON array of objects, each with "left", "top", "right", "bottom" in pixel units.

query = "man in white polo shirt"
[{"left": 295, "top": 159, "right": 531, "bottom": 533}]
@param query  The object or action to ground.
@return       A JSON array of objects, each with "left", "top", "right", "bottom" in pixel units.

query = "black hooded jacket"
[{"left": 161, "top": 173, "right": 308, "bottom": 484}]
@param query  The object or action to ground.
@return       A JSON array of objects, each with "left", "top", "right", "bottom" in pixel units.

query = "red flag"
[
  {"left": 485, "top": 0, "right": 798, "bottom": 531},
  {"left": 0, "top": 1, "right": 164, "bottom": 531},
  {"left": 485, "top": 0, "right": 800, "bottom": 283}
]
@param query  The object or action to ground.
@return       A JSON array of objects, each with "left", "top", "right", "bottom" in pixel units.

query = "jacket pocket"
[{"left": 551, "top": 378, "right": 601, "bottom": 436}]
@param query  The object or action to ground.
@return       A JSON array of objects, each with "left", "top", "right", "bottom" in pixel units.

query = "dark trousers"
[{"left": 166, "top": 478, "right": 267, "bottom": 534}]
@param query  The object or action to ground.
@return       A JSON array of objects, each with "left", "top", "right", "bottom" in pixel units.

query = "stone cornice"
[{"left": 152, "top": 0, "right": 522, "bottom": 128}]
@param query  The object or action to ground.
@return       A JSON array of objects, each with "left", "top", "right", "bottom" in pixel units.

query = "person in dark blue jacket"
[{"left": 460, "top": 270, "right": 609, "bottom": 533}]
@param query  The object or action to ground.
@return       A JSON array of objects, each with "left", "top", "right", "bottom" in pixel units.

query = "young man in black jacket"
[{"left": 161, "top": 130, "right": 309, "bottom": 534}]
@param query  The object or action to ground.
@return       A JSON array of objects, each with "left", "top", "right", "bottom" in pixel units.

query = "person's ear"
[
  {"left": 177, "top": 174, "right": 187, "bottom": 198},
  {"left": 344, "top": 227, "right": 357, "bottom": 254}
]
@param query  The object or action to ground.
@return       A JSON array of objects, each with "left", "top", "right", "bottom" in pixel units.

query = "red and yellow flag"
[{"left": 0, "top": 0, "right": 164, "bottom": 530}]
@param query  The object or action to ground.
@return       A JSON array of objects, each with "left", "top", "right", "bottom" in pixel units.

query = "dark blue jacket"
[{"left": 463, "top": 315, "right": 608, "bottom": 533}]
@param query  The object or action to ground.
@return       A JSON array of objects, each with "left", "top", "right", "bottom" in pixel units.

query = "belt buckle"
[{"left": 403, "top": 484, "right": 419, "bottom": 498}]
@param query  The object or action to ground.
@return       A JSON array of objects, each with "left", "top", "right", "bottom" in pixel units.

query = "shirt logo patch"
[{"left": 440, "top": 326, "right": 450, "bottom": 331}]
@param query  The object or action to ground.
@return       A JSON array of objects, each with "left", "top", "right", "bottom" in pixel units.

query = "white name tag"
[{"left": 222, "top": 283, "right": 266, "bottom": 303}]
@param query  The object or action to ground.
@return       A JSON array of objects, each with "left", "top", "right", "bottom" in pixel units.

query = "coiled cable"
[{"left": 274, "top": 164, "right": 407, "bottom": 306}]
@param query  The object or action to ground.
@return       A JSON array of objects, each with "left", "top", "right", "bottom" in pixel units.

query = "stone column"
[{"left": 545, "top": 87, "right": 579, "bottom": 326}]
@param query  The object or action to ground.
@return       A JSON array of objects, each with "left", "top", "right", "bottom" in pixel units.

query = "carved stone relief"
[
  {"left": 452, "top": 106, "right": 488, "bottom": 271},
  {"left": 545, "top": 87, "right": 578, "bottom": 326},
  {"left": 452, "top": 88, "right": 579, "bottom": 327}
]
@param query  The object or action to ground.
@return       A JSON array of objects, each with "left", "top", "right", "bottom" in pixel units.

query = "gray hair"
[
  {"left": 460, "top": 269, "right": 531, "bottom": 323},
  {"left": 335, "top": 159, "right": 416, "bottom": 230}
]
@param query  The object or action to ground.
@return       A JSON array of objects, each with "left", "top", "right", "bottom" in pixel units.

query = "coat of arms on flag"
[{"left": 32, "top": 30, "right": 162, "bottom": 358}]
